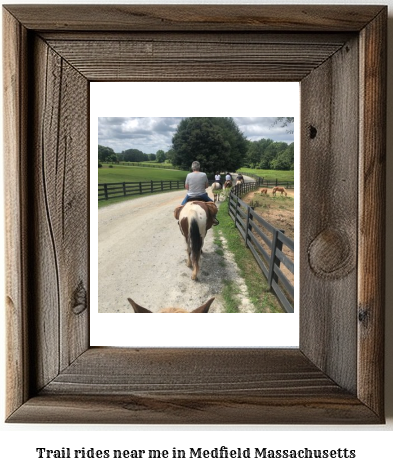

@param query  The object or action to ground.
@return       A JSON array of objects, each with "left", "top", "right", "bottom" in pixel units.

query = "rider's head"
[{"left": 191, "top": 161, "right": 200, "bottom": 171}]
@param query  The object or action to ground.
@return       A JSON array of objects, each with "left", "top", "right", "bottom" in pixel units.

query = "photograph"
[{"left": 97, "top": 116, "right": 296, "bottom": 315}]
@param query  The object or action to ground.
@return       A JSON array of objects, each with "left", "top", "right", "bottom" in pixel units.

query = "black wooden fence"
[
  {"left": 239, "top": 173, "right": 294, "bottom": 190},
  {"left": 232, "top": 177, "right": 294, "bottom": 196},
  {"left": 228, "top": 184, "right": 294, "bottom": 313},
  {"left": 98, "top": 180, "right": 184, "bottom": 201}
]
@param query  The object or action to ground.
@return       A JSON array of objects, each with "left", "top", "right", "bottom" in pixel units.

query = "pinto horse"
[
  {"left": 128, "top": 297, "right": 215, "bottom": 313},
  {"left": 174, "top": 201, "right": 218, "bottom": 280}
]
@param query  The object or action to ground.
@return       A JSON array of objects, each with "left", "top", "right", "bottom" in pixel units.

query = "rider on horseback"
[
  {"left": 224, "top": 172, "right": 233, "bottom": 188},
  {"left": 179, "top": 161, "right": 218, "bottom": 226},
  {"left": 181, "top": 161, "right": 214, "bottom": 205}
]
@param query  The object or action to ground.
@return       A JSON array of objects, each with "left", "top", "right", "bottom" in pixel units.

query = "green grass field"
[
  {"left": 119, "top": 161, "right": 175, "bottom": 169},
  {"left": 98, "top": 164, "right": 188, "bottom": 208},
  {"left": 237, "top": 168, "right": 294, "bottom": 182},
  {"left": 99, "top": 164, "right": 188, "bottom": 184}
]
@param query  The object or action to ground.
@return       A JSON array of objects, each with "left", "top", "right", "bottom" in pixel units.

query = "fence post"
[
  {"left": 234, "top": 195, "right": 239, "bottom": 227},
  {"left": 104, "top": 184, "right": 108, "bottom": 200},
  {"left": 267, "top": 229, "right": 284, "bottom": 289},
  {"left": 151, "top": 180, "right": 154, "bottom": 193},
  {"left": 267, "top": 229, "right": 278, "bottom": 288},
  {"left": 245, "top": 205, "right": 253, "bottom": 247},
  {"left": 139, "top": 182, "right": 142, "bottom": 194},
  {"left": 123, "top": 182, "right": 126, "bottom": 197}
]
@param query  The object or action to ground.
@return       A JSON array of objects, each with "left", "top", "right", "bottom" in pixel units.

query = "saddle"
[{"left": 174, "top": 201, "right": 219, "bottom": 228}]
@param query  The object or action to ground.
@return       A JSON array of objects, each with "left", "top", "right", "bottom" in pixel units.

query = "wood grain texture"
[
  {"left": 45, "top": 36, "right": 349, "bottom": 82},
  {"left": 30, "top": 36, "right": 90, "bottom": 387},
  {"left": 300, "top": 36, "right": 359, "bottom": 394},
  {"left": 3, "top": 4, "right": 386, "bottom": 424},
  {"left": 3, "top": 9, "right": 30, "bottom": 417},
  {"left": 358, "top": 9, "right": 387, "bottom": 417},
  {"left": 7, "top": 348, "right": 379, "bottom": 424},
  {"left": 3, "top": 5, "right": 384, "bottom": 32}
]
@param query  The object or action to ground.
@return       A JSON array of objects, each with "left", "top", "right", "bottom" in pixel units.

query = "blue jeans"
[{"left": 181, "top": 193, "right": 213, "bottom": 205}]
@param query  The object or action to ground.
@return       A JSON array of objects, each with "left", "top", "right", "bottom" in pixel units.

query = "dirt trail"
[{"left": 98, "top": 183, "right": 255, "bottom": 313}]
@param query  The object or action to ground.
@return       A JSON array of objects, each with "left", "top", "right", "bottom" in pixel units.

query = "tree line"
[{"left": 98, "top": 117, "right": 294, "bottom": 172}]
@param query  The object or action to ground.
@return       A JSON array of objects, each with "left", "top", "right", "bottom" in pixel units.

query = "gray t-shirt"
[{"left": 185, "top": 171, "right": 209, "bottom": 197}]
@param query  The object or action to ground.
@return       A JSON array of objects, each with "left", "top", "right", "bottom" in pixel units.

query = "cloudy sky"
[{"left": 98, "top": 117, "right": 294, "bottom": 154}]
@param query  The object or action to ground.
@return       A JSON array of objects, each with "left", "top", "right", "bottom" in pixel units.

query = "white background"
[
  {"left": 90, "top": 82, "right": 300, "bottom": 347},
  {"left": 1, "top": 1, "right": 392, "bottom": 473}
]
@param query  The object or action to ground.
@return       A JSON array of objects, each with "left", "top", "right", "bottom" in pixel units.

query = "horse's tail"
[
  {"left": 187, "top": 213, "right": 203, "bottom": 280},
  {"left": 189, "top": 217, "right": 203, "bottom": 261}
]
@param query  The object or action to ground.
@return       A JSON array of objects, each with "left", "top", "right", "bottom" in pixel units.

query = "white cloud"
[{"left": 98, "top": 117, "right": 294, "bottom": 154}]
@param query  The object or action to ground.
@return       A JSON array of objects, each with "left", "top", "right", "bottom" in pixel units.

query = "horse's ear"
[
  {"left": 127, "top": 298, "right": 152, "bottom": 313},
  {"left": 191, "top": 298, "right": 215, "bottom": 313}
]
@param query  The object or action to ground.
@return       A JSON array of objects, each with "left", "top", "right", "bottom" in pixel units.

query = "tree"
[
  {"left": 171, "top": 117, "right": 247, "bottom": 174},
  {"left": 243, "top": 138, "right": 294, "bottom": 170},
  {"left": 121, "top": 148, "right": 147, "bottom": 162},
  {"left": 156, "top": 150, "right": 166, "bottom": 163},
  {"left": 98, "top": 145, "right": 116, "bottom": 162},
  {"left": 165, "top": 149, "right": 175, "bottom": 163},
  {"left": 271, "top": 117, "right": 294, "bottom": 134},
  {"left": 270, "top": 142, "right": 294, "bottom": 170},
  {"left": 106, "top": 153, "right": 118, "bottom": 163}
]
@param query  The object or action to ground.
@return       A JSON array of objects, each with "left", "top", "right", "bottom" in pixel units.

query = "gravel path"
[{"left": 98, "top": 183, "right": 255, "bottom": 313}]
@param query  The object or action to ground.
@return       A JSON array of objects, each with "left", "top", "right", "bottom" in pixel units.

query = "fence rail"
[
  {"left": 228, "top": 183, "right": 294, "bottom": 313},
  {"left": 239, "top": 172, "right": 294, "bottom": 189},
  {"left": 98, "top": 180, "right": 183, "bottom": 201},
  {"left": 232, "top": 177, "right": 294, "bottom": 196}
]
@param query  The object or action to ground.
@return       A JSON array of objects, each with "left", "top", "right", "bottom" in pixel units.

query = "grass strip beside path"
[{"left": 213, "top": 200, "right": 283, "bottom": 313}]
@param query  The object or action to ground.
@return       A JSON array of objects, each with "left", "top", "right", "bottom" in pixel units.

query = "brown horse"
[
  {"left": 128, "top": 297, "right": 215, "bottom": 313},
  {"left": 174, "top": 201, "right": 218, "bottom": 280},
  {"left": 272, "top": 186, "right": 287, "bottom": 196},
  {"left": 260, "top": 188, "right": 268, "bottom": 194},
  {"left": 223, "top": 180, "right": 232, "bottom": 190}
]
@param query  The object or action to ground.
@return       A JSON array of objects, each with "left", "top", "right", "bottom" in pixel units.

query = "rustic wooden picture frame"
[{"left": 3, "top": 5, "right": 386, "bottom": 424}]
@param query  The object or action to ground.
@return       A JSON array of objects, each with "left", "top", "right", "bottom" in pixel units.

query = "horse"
[
  {"left": 127, "top": 297, "right": 215, "bottom": 313},
  {"left": 223, "top": 180, "right": 232, "bottom": 190},
  {"left": 260, "top": 188, "right": 268, "bottom": 194},
  {"left": 272, "top": 186, "right": 287, "bottom": 196},
  {"left": 211, "top": 181, "right": 221, "bottom": 202},
  {"left": 235, "top": 177, "right": 244, "bottom": 186},
  {"left": 174, "top": 201, "right": 218, "bottom": 280}
]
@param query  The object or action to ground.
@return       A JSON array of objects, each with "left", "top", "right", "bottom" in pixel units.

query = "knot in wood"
[
  {"left": 308, "top": 228, "right": 355, "bottom": 279},
  {"left": 73, "top": 281, "right": 87, "bottom": 315}
]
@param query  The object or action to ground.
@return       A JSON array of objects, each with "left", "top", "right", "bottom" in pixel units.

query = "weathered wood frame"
[{"left": 3, "top": 5, "right": 386, "bottom": 424}]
